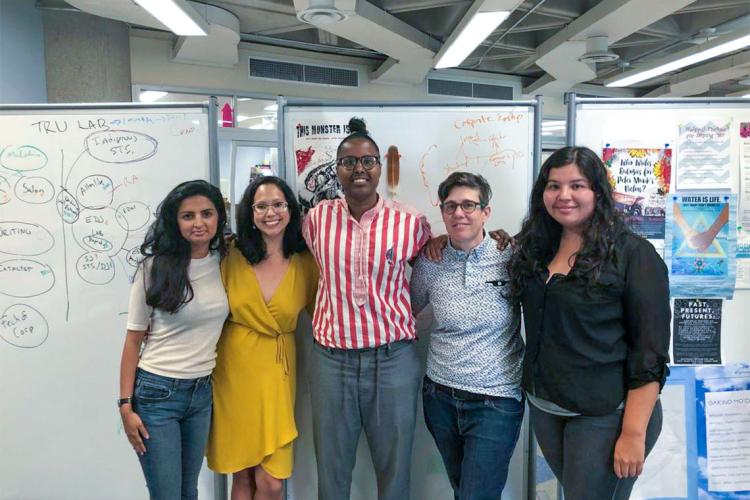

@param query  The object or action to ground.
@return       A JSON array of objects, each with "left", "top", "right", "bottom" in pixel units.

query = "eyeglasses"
[
  {"left": 336, "top": 155, "right": 380, "bottom": 170},
  {"left": 440, "top": 200, "right": 485, "bottom": 214},
  {"left": 251, "top": 201, "right": 289, "bottom": 214}
]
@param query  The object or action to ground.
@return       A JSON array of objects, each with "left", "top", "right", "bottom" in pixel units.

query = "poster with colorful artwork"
[
  {"left": 665, "top": 193, "right": 737, "bottom": 298},
  {"left": 677, "top": 119, "right": 732, "bottom": 190},
  {"left": 602, "top": 146, "right": 671, "bottom": 239}
]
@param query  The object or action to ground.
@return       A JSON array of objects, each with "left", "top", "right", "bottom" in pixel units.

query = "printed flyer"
[
  {"left": 673, "top": 298, "right": 722, "bottom": 365},
  {"left": 677, "top": 119, "right": 732, "bottom": 190},
  {"left": 665, "top": 193, "right": 737, "bottom": 298},
  {"left": 602, "top": 146, "right": 671, "bottom": 239}
]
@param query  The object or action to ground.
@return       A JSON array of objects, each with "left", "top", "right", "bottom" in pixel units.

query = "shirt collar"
[
  {"left": 446, "top": 231, "right": 490, "bottom": 259},
  {"left": 338, "top": 194, "right": 383, "bottom": 220}
]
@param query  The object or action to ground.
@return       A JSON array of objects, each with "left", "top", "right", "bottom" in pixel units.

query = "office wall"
[
  {"left": 0, "top": 0, "right": 47, "bottom": 103},
  {"left": 42, "top": 9, "right": 131, "bottom": 102}
]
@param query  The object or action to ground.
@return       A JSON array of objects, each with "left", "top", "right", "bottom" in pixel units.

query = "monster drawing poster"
[{"left": 293, "top": 121, "right": 349, "bottom": 212}]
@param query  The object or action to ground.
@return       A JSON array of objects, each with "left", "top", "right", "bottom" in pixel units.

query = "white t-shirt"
[{"left": 127, "top": 252, "right": 228, "bottom": 379}]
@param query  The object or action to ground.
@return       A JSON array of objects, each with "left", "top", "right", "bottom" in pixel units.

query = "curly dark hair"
[
  {"left": 236, "top": 176, "right": 307, "bottom": 264},
  {"left": 509, "top": 146, "right": 628, "bottom": 296},
  {"left": 336, "top": 117, "right": 380, "bottom": 157},
  {"left": 140, "top": 180, "right": 228, "bottom": 313}
]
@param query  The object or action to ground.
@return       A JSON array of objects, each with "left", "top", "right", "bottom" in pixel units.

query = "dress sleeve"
[
  {"left": 126, "top": 262, "right": 152, "bottom": 331},
  {"left": 409, "top": 255, "right": 430, "bottom": 316},
  {"left": 622, "top": 239, "right": 671, "bottom": 390}
]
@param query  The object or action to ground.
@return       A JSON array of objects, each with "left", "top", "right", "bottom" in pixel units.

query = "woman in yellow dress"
[{"left": 207, "top": 176, "right": 318, "bottom": 500}]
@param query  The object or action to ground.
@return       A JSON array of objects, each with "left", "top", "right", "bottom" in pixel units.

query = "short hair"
[{"left": 437, "top": 171, "right": 492, "bottom": 206}]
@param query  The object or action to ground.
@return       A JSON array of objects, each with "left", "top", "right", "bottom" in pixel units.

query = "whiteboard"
[
  {"left": 0, "top": 104, "right": 214, "bottom": 499},
  {"left": 283, "top": 103, "right": 537, "bottom": 500}
]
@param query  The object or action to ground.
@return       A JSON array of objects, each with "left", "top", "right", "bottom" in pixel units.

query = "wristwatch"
[{"left": 117, "top": 397, "right": 133, "bottom": 407}]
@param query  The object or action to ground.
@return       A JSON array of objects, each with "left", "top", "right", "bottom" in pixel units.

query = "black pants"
[{"left": 530, "top": 400, "right": 662, "bottom": 500}]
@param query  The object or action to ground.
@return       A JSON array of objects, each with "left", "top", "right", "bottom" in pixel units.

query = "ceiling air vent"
[
  {"left": 428, "top": 78, "right": 513, "bottom": 100},
  {"left": 249, "top": 58, "right": 358, "bottom": 87}
]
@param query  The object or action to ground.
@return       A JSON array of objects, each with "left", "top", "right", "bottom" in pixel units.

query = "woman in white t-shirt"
[{"left": 118, "top": 180, "right": 229, "bottom": 500}]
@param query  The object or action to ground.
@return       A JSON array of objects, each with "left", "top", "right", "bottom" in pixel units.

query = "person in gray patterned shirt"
[{"left": 410, "top": 171, "right": 524, "bottom": 500}]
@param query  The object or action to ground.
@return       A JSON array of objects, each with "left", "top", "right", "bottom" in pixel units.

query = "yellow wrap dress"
[{"left": 206, "top": 247, "right": 318, "bottom": 478}]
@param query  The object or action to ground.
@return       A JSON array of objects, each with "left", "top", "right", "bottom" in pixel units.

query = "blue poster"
[
  {"left": 695, "top": 364, "right": 750, "bottom": 498},
  {"left": 665, "top": 193, "right": 737, "bottom": 298}
]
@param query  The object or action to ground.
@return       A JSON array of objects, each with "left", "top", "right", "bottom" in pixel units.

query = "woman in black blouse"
[{"left": 509, "top": 146, "right": 670, "bottom": 499}]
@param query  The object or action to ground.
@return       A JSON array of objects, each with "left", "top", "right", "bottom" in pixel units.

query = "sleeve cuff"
[{"left": 627, "top": 364, "right": 670, "bottom": 391}]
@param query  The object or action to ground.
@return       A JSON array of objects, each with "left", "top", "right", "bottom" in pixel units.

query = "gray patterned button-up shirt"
[{"left": 411, "top": 234, "right": 523, "bottom": 399}]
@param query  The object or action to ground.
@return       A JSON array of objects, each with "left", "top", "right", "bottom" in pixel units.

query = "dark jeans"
[
  {"left": 133, "top": 368, "right": 212, "bottom": 500},
  {"left": 310, "top": 339, "right": 421, "bottom": 500},
  {"left": 422, "top": 377, "right": 524, "bottom": 500},
  {"left": 529, "top": 400, "right": 663, "bottom": 500}
]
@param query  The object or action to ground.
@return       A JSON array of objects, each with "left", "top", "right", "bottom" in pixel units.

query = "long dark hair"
[
  {"left": 509, "top": 146, "right": 627, "bottom": 296},
  {"left": 236, "top": 176, "right": 306, "bottom": 264},
  {"left": 140, "top": 180, "right": 227, "bottom": 313},
  {"left": 336, "top": 117, "right": 380, "bottom": 157}
]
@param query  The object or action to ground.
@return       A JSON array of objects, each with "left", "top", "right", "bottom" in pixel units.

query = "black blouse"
[{"left": 520, "top": 231, "right": 671, "bottom": 416}]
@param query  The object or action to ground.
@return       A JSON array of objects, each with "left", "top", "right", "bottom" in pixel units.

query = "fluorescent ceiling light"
[
  {"left": 133, "top": 0, "right": 207, "bottom": 36},
  {"left": 607, "top": 32, "right": 750, "bottom": 87},
  {"left": 139, "top": 91, "right": 167, "bottom": 103},
  {"left": 435, "top": 11, "right": 510, "bottom": 69},
  {"left": 743, "top": 93, "right": 750, "bottom": 98}
]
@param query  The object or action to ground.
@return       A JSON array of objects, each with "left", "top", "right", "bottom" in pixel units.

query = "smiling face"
[
  {"left": 336, "top": 138, "right": 381, "bottom": 205},
  {"left": 442, "top": 186, "right": 490, "bottom": 251},
  {"left": 542, "top": 162, "right": 596, "bottom": 232},
  {"left": 177, "top": 195, "right": 219, "bottom": 255},
  {"left": 252, "top": 183, "right": 290, "bottom": 240}
]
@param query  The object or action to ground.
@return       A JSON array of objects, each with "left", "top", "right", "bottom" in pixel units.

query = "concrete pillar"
[
  {"left": 0, "top": 0, "right": 47, "bottom": 103},
  {"left": 42, "top": 9, "right": 131, "bottom": 102}
]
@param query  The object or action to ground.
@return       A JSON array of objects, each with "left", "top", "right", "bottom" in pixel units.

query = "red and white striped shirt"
[{"left": 303, "top": 196, "right": 431, "bottom": 349}]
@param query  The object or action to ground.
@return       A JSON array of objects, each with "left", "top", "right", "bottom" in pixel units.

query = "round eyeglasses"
[
  {"left": 252, "top": 201, "right": 289, "bottom": 214},
  {"left": 439, "top": 200, "right": 485, "bottom": 215},
  {"left": 336, "top": 155, "right": 380, "bottom": 171}
]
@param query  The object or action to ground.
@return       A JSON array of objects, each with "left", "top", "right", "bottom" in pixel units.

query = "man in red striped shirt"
[{"left": 303, "top": 118, "right": 431, "bottom": 500}]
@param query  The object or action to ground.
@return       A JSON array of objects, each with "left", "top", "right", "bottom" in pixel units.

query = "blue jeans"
[
  {"left": 529, "top": 400, "right": 662, "bottom": 500},
  {"left": 133, "top": 368, "right": 212, "bottom": 500},
  {"left": 309, "top": 339, "right": 421, "bottom": 500},
  {"left": 422, "top": 377, "right": 524, "bottom": 500}
]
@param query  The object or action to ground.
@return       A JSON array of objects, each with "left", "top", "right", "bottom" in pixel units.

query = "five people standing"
[{"left": 121, "top": 121, "right": 669, "bottom": 500}]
